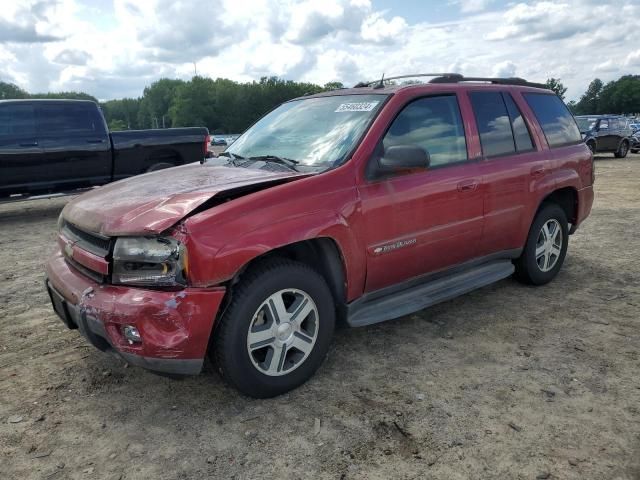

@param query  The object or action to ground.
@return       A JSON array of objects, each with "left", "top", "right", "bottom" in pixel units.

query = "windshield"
[
  {"left": 576, "top": 117, "right": 597, "bottom": 132},
  {"left": 226, "top": 94, "right": 386, "bottom": 170}
]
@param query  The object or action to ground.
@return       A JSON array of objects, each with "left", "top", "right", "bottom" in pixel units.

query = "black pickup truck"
[{"left": 0, "top": 99, "right": 209, "bottom": 197}]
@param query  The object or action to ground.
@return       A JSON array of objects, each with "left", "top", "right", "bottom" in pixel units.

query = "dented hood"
[{"left": 61, "top": 163, "right": 304, "bottom": 236}]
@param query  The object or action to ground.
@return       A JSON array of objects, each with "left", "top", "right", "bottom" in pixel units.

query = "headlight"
[{"left": 112, "top": 236, "right": 188, "bottom": 287}]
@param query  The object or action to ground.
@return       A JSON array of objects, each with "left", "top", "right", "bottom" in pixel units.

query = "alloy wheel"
[
  {"left": 246, "top": 289, "right": 319, "bottom": 376},
  {"left": 535, "top": 219, "right": 563, "bottom": 272}
]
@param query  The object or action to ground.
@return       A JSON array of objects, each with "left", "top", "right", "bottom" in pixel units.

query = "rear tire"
[
  {"left": 212, "top": 259, "right": 335, "bottom": 398},
  {"left": 515, "top": 203, "right": 569, "bottom": 285},
  {"left": 614, "top": 140, "right": 629, "bottom": 158}
]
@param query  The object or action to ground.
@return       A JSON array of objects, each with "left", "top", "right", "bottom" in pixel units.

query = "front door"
[
  {"left": 357, "top": 94, "right": 483, "bottom": 293},
  {"left": 0, "top": 102, "right": 44, "bottom": 194}
]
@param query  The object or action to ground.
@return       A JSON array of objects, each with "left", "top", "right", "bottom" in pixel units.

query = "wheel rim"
[
  {"left": 535, "top": 219, "right": 563, "bottom": 272},
  {"left": 621, "top": 143, "right": 628, "bottom": 156},
  {"left": 246, "top": 289, "right": 319, "bottom": 377}
]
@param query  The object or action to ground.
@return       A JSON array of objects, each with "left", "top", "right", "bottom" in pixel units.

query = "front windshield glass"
[
  {"left": 226, "top": 94, "right": 386, "bottom": 170},
  {"left": 576, "top": 117, "right": 597, "bottom": 131}
]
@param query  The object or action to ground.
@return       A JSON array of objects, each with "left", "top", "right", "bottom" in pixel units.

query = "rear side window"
[
  {"left": 469, "top": 91, "right": 515, "bottom": 157},
  {"left": 0, "top": 104, "right": 36, "bottom": 137},
  {"left": 523, "top": 93, "right": 581, "bottom": 147},
  {"left": 383, "top": 95, "right": 467, "bottom": 167},
  {"left": 38, "top": 103, "right": 106, "bottom": 136},
  {"left": 503, "top": 93, "right": 534, "bottom": 152}
]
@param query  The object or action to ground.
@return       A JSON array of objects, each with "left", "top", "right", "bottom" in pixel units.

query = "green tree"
[
  {"left": 108, "top": 119, "right": 127, "bottom": 131},
  {"left": 101, "top": 98, "right": 141, "bottom": 129},
  {"left": 0, "top": 81, "right": 29, "bottom": 99},
  {"left": 598, "top": 75, "right": 640, "bottom": 114},
  {"left": 137, "top": 78, "right": 185, "bottom": 128},
  {"left": 573, "top": 78, "right": 603, "bottom": 115},
  {"left": 545, "top": 78, "right": 567, "bottom": 100},
  {"left": 323, "top": 81, "right": 344, "bottom": 90}
]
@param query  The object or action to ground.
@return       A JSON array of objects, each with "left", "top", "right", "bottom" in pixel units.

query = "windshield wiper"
[
  {"left": 217, "top": 151, "right": 245, "bottom": 166},
  {"left": 249, "top": 155, "right": 299, "bottom": 171}
]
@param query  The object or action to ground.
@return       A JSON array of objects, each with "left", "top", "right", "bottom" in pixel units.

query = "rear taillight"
[{"left": 204, "top": 134, "right": 211, "bottom": 155}]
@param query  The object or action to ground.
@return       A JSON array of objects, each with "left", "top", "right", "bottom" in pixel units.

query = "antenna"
[{"left": 373, "top": 73, "right": 385, "bottom": 89}]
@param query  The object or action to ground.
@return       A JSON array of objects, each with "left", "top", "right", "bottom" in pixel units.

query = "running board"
[{"left": 346, "top": 260, "right": 515, "bottom": 327}]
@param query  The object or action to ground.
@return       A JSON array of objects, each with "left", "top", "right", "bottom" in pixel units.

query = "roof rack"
[
  {"left": 354, "top": 73, "right": 462, "bottom": 88},
  {"left": 430, "top": 75, "right": 546, "bottom": 89},
  {"left": 353, "top": 73, "right": 546, "bottom": 90}
]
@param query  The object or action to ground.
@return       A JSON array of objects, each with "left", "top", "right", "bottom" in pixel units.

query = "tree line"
[{"left": 1, "top": 74, "right": 639, "bottom": 133}]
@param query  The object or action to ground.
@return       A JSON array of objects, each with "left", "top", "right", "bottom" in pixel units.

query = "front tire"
[
  {"left": 212, "top": 259, "right": 335, "bottom": 398},
  {"left": 515, "top": 204, "right": 569, "bottom": 285}
]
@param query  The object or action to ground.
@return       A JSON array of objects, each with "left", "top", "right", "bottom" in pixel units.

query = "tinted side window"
[
  {"left": 383, "top": 95, "right": 467, "bottom": 167},
  {"left": 523, "top": 93, "right": 581, "bottom": 147},
  {"left": 504, "top": 93, "right": 534, "bottom": 151},
  {"left": 0, "top": 104, "right": 36, "bottom": 137},
  {"left": 38, "top": 103, "right": 106, "bottom": 136},
  {"left": 469, "top": 91, "right": 515, "bottom": 157}
]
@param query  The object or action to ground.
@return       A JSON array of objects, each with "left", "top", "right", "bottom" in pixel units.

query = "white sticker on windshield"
[{"left": 335, "top": 101, "right": 379, "bottom": 113}]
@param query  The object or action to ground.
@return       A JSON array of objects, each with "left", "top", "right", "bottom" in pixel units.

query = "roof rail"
[
  {"left": 353, "top": 73, "right": 547, "bottom": 90},
  {"left": 353, "top": 73, "right": 463, "bottom": 88},
  {"left": 429, "top": 75, "right": 547, "bottom": 89}
]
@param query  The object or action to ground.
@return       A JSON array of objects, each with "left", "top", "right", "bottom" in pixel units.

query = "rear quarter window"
[{"left": 523, "top": 93, "right": 581, "bottom": 148}]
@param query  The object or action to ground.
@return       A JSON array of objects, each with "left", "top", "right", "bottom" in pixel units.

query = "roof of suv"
[{"left": 303, "top": 73, "right": 551, "bottom": 100}]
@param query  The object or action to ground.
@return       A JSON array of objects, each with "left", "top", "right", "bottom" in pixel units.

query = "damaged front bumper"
[{"left": 45, "top": 252, "right": 225, "bottom": 375}]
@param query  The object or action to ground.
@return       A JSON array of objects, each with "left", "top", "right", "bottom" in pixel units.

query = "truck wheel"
[
  {"left": 212, "top": 259, "right": 335, "bottom": 398},
  {"left": 614, "top": 140, "right": 629, "bottom": 158},
  {"left": 514, "top": 203, "right": 569, "bottom": 286},
  {"left": 146, "top": 162, "right": 175, "bottom": 172}
]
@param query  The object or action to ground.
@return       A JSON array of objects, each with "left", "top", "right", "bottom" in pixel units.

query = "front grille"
[{"left": 61, "top": 221, "right": 111, "bottom": 257}]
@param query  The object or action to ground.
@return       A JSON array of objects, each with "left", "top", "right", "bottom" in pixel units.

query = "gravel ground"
[{"left": 1, "top": 154, "right": 639, "bottom": 480}]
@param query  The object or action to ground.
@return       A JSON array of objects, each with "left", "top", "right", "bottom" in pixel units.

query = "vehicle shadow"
[{"left": 0, "top": 199, "right": 67, "bottom": 226}]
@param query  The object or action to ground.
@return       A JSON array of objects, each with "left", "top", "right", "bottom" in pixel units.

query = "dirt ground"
[{"left": 1, "top": 154, "right": 639, "bottom": 480}]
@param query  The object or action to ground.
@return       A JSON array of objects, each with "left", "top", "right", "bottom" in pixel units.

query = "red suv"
[{"left": 46, "top": 74, "right": 594, "bottom": 398}]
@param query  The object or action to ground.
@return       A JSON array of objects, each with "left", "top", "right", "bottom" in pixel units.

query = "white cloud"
[
  {"left": 452, "top": 0, "right": 494, "bottom": 13},
  {"left": 0, "top": 0, "right": 638, "bottom": 101},
  {"left": 492, "top": 60, "right": 517, "bottom": 78}
]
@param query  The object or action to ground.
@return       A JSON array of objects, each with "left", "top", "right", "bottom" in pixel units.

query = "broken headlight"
[{"left": 112, "top": 236, "right": 188, "bottom": 287}]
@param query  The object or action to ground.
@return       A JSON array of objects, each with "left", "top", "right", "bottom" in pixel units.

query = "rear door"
[
  {"left": 468, "top": 90, "right": 540, "bottom": 257},
  {"left": 595, "top": 118, "right": 615, "bottom": 150},
  {"left": 357, "top": 93, "right": 483, "bottom": 293},
  {"left": 36, "top": 102, "right": 111, "bottom": 188},
  {"left": 0, "top": 102, "right": 44, "bottom": 193}
]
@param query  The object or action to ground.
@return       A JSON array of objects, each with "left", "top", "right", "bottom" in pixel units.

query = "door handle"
[
  {"left": 86, "top": 139, "right": 105, "bottom": 144},
  {"left": 530, "top": 166, "right": 545, "bottom": 178},
  {"left": 19, "top": 141, "right": 38, "bottom": 147},
  {"left": 457, "top": 180, "right": 478, "bottom": 192}
]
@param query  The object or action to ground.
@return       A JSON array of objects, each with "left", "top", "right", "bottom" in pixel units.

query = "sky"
[{"left": 0, "top": 0, "right": 638, "bottom": 101}]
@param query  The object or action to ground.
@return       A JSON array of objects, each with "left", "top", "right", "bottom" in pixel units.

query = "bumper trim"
[{"left": 46, "top": 279, "right": 204, "bottom": 376}]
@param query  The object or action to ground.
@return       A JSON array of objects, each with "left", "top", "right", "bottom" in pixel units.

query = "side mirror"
[{"left": 377, "top": 145, "right": 430, "bottom": 175}]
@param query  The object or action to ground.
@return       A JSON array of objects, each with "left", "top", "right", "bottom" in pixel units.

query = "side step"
[{"left": 346, "top": 260, "right": 515, "bottom": 327}]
